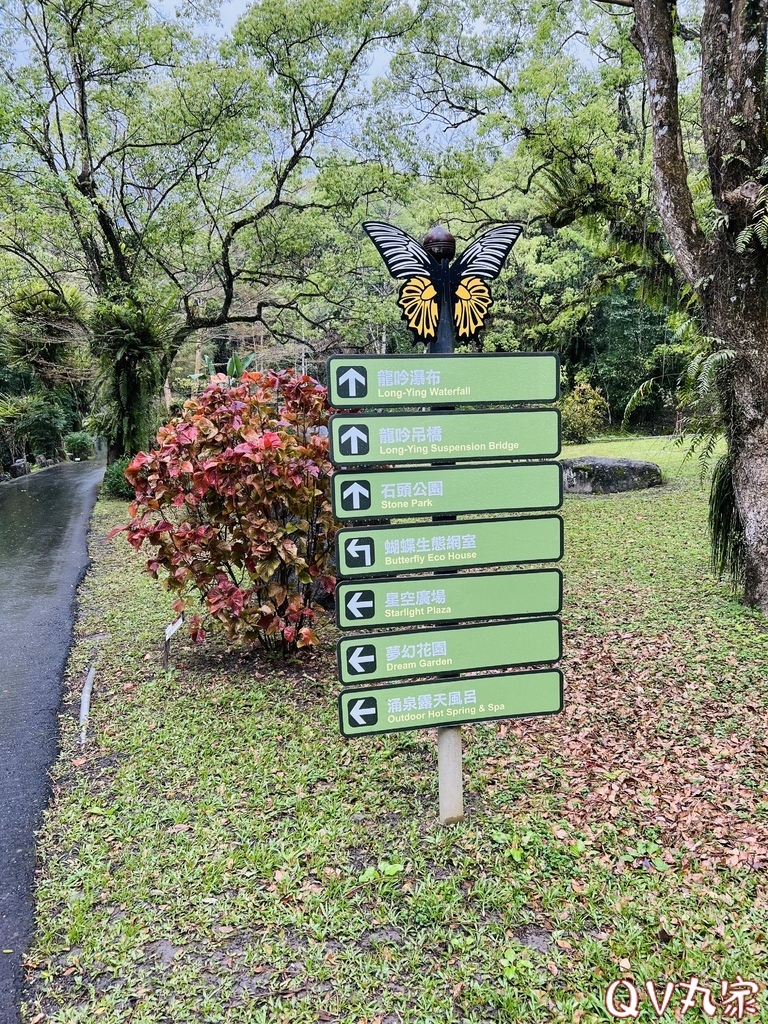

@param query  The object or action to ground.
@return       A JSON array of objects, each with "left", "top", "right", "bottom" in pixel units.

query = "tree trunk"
[
  {"left": 627, "top": 0, "right": 768, "bottom": 614},
  {"left": 704, "top": 254, "right": 768, "bottom": 610},
  {"left": 731, "top": 377, "right": 768, "bottom": 610}
]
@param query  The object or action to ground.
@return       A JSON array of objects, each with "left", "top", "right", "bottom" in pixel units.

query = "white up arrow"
[
  {"left": 338, "top": 367, "right": 366, "bottom": 397},
  {"left": 346, "top": 591, "right": 374, "bottom": 618},
  {"left": 350, "top": 699, "right": 377, "bottom": 725},
  {"left": 345, "top": 538, "right": 372, "bottom": 565},
  {"left": 348, "top": 647, "right": 376, "bottom": 673},
  {"left": 339, "top": 425, "right": 368, "bottom": 454},
  {"left": 341, "top": 482, "right": 369, "bottom": 509}
]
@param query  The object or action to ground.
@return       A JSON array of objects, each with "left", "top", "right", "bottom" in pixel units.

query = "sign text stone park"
[{"left": 332, "top": 462, "right": 562, "bottom": 520}]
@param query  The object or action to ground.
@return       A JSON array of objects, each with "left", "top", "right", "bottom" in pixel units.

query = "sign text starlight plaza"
[{"left": 336, "top": 568, "right": 562, "bottom": 629}]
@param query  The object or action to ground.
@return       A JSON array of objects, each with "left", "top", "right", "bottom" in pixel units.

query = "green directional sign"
[
  {"left": 337, "top": 617, "right": 561, "bottom": 686},
  {"left": 328, "top": 353, "right": 559, "bottom": 408},
  {"left": 336, "top": 568, "right": 562, "bottom": 630},
  {"left": 339, "top": 669, "right": 563, "bottom": 737},
  {"left": 329, "top": 409, "right": 561, "bottom": 467},
  {"left": 337, "top": 515, "right": 563, "bottom": 578},
  {"left": 332, "top": 462, "right": 562, "bottom": 521}
]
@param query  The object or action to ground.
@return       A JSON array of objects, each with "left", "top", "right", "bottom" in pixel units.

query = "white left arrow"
[
  {"left": 345, "top": 537, "right": 372, "bottom": 565},
  {"left": 348, "top": 647, "right": 375, "bottom": 673},
  {"left": 346, "top": 591, "right": 374, "bottom": 618},
  {"left": 340, "top": 425, "right": 368, "bottom": 454},
  {"left": 350, "top": 699, "right": 376, "bottom": 725}
]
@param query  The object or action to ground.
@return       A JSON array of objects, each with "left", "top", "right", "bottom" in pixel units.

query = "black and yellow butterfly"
[{"left": 363, "top": 221, "right": 523, "bottom": 347}]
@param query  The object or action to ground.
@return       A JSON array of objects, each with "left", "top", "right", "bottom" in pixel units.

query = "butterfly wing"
[
  {"left": 449, "top": 224, "right": 522, "bottom": 342},
  {"left": 451, "top": 224, "right": 523, "bottom": 281},
  {"left": 453, "top": 277, "right": 493, "bottom": 341},
  {"left": 398, "top": 277, "right": 439, "bottom": 341},
  {"left": 362, "top": 222, "right": 437, "bottom": 279},
  {"left": 363, "top": 222, "right": 440, "bottom": 343}
]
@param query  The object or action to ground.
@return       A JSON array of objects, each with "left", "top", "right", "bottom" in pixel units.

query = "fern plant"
[
  {"left": 735, "top": 183, "right": 768, "bottom": 253},
  {"left": 709, "top": 450, "right": 745, "bottom": 589}
]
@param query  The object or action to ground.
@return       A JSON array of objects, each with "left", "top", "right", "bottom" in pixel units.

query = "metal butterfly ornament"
[{"left": 363, "top": 221, "right": 523, "bottom": 348}]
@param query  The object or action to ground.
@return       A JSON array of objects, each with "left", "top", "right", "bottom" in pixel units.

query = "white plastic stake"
[
  {"left": 438, "top": 725, "right": 464, "bottom": 823},
  {"left": 79, "top": 666, "right": 96, "bottom": 746}
]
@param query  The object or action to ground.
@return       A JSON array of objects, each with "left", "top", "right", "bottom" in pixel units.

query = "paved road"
[{"left": 0, "top": 461, "right": 104, "bottom": 1024}]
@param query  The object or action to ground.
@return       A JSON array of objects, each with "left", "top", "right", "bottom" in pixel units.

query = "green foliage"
[
  {"left": 63, "top": 431, "right": 95, "bottom": 459},
  {"left": 0, "top": 282, "right": 92, "bottom": 458},
  {"left": 559, "top": 381, "right": 608, "bottom": 444},
  {"left": 101, "top": 456, "right": 136, "bottom": 500},
  {"left": 673, "top": 318, "right": 733, "bottom": 473},
  {"left": 90, "top": 295, "right": 172, "bottom": 459},
  {"left": 0, "top": 392, "right": 67, "bottom": 463},
  {"left": 709, "top": 451, "right": 745, "bottom": 590},
  {"left": 118, "top": 369, "right": 337, "bottom": 657},
  {"left": 195, "top": 351, "right": 257, "bottom": 387},
  {"left": 0, "top": 0, "right": 422, "bottom": 458},
  {"left": 583, "top": 292, "right": 679, "bottom": 427},
  {"left": 735, "top": 184, "right": 768, "bottom": 253},
  {"left": 0, "top": 282, "right": 90, "bottom": 389}
]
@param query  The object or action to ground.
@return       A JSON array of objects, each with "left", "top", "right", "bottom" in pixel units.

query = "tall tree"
[
  {"left": 383, "top": 0, "right": 768, "bottom": 610},
  {"left": 593, "top": 0, "right": 768, "bottom": 611},
  {"left": 0, "top": 0, "right": 416, "bottom": 458}
]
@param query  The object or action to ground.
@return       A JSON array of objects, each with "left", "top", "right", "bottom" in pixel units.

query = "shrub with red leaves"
[{"left": 116, "top": 369, "right": 337, "bottom": 656}]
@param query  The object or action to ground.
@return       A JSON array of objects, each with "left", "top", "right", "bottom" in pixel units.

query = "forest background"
[{"left": 0, "top": 0, "right": 756, "bottom": 597}]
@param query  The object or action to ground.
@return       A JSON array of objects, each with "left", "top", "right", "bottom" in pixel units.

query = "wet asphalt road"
[{"left": 0, "top": 461, "right": 103, "bottom": 1024}]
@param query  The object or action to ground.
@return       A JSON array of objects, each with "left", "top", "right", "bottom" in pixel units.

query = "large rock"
[
  {"left": 561, "top": 455, "right": 662, "bottom": 494},
  {"left": 10, "top": 459, "right": 30, "bottom": 478}
]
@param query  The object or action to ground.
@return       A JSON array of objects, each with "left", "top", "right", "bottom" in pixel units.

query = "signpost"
[
  {"left": 339, "top": 669, "right": 563, "bottom": 737},
  {"left": 336, "top": 515, "right": 563, "bottom": 577},
  {"left": 338, "top": 618, "right": 561, "bottom": 685},
  {"left": 336, "top": 568, "right": 562, "bottom": 629},
  {"left": 328, "top": 353, "right": 559, "bottom": 407},
  {"left": 329, "top": 409, "right": 560, "bottom": 466},
  {"left": 162, "top": 614, "right": 183, "bottom": 670},
  {"left": 332, "top": 462, "right": 562, "bottom": 520},
  {"left": 330, "top": 221, "right": 564, "bottom": 825}
]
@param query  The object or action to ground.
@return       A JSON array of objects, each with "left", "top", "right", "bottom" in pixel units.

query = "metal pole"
[{"left": 423, "top": 231, "right": 464, "bottom": 825}]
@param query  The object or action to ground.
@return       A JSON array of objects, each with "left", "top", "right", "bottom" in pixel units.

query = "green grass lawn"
[{"left": 22, "top": 436, "right": 768, "bottom": 1023}]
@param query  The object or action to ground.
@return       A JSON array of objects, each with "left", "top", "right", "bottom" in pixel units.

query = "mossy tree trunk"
[{"left": 602, "top": 0, "right": 768, "bottom": 610}]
